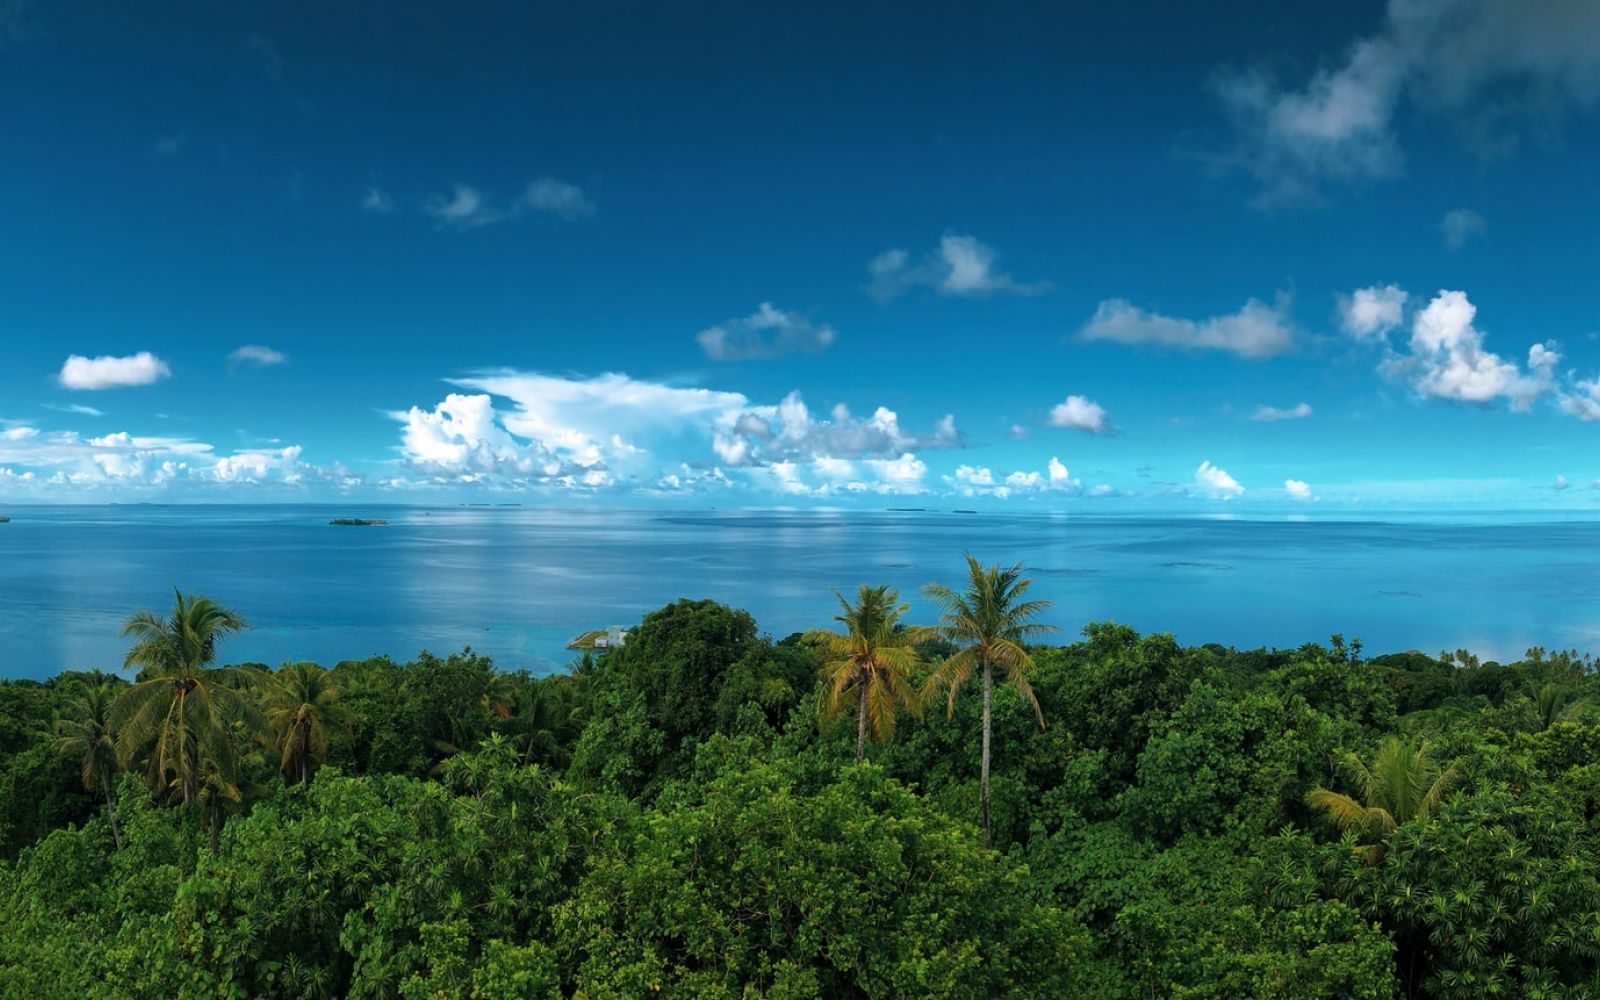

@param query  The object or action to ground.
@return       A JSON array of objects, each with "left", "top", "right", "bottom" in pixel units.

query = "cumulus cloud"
[
  {"left": 1551, "top": 474, "right": 1571, "bottom": 491},
  {"left": 425, "top": 177, "right": 592, "bottom": 229},
  {"left": 712, "top": 391, "right": 960, "bottom": 469},
  {"left": 944, "top": 455, "right": 1081, "bottom": 499},
  {"left": 1195, "top": 460, "right": 1244, "bottom": 497},
  {"left": 696, "top": 302, "right": 837, "bottom": 361},
  {"left": 394, "top": 393, "right": 591, "bottom": 485},
  {"left": 227, "top": 345, "right": 289, "bottom": 370},
  {"left": 1079, "top": 295, "right": 1294, "bottom": 358},
  {"left": 1388, "top": 290, "right": 1551, "bottom": 408},
  {"left": 1342, "top": 286, "right": 1582, "bottom": 414},
  {"left": 0, "top": 420, "right": 342, "bottom": 494},
  {"left": 1214, "top": 0, "right": 1600, "bottom": 205},
  {"left": 1558, "top": 376, "right": 1600, "bottom": 421},
  {"left": 1441, "top": 208, "right": 1487, "bottom": 249},
  {"left": 1284, "top": 478, "right": 1312, "bottom": 500},
  {"left": 58, "top": 352, "right": 171, "bottom": 390},
  {"left": 393, "top": 371, "right": 957, "bottom": 495},
  {"left": 1338, "top": 284, "right": 1408, "bottom": 340},
  {"left": 1047, "top": 395, "right": 1113, "bottom": 434},
  {"left": 867, "top": 234, "right": 1049, "bottom": 302},
  {"left": 1252, "top": 402, "right": 1313, "bottom": 422}
]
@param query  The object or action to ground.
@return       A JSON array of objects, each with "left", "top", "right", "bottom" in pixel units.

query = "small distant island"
[
  {"left": 0, "top": 516, "right": 9, "bottom": 523},
  {"left": 328, "top": 517, "right": 387, "bottom": 526}
]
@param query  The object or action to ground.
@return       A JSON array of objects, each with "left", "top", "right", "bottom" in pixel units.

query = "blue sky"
[{"left": 3, "top": 0, "right": 1600, "bottom": 508}]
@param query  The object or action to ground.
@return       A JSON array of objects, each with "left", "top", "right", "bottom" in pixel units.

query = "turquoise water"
[{"left": 1, "top": 504, "right": 1598, "bottom": 679}]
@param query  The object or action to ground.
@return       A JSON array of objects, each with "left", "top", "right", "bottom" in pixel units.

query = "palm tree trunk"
[
  {"left": 102, "top": 781, "right": 122, "bottom": 851},
  {"left": 856, "top": 680, "right": 868, "bottom": 763},
  {"left": 209, "top": 808, "right": 220, "bottom": 854},
  {"left": 980, "top": 658, "right": 992, "bottom": 848}
]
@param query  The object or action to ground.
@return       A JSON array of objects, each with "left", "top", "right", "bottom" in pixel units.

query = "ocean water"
[{"left": 1, "top": 504, "right": 1599, "bottom": 679}]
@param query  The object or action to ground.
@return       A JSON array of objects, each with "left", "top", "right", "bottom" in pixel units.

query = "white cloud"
[
  {"left": 1559, "top": 376, "right": 1600, "bottom": 421},
  {"left": 713, "top": 392, "right": 960, "bottom": 468},
  {"left": 394, "top": 371, "right": 957, "bottom": 495},
  {"left": 361, "top": 187, "right": 395, "bottom": 214},
  {"left": 1008, "top": 424, "right": 1030, "bottom": 440},
  {"left": 1196, "top": 460, "right": 1244, "bottom": 497},
  {"left": 227, "top": 345, "right": 289, "bottom": 369},
  {"left": 1047, "top": 395, "right": 1113, "bottom": 434},
  {"left": 1552, "top": 474, "right": 1571, "bottom": 491},
  {"left": 1079, "top": 295, "right": 1293, "bottom": 358},
  {"left": 43, "top": 403, "right": 104, "bottom": 417},
  {"left": 945, "top": 455, "right": 1081, "bottom": 499},
  {"left": 1338, "top": 284, "right": 1408, "bottom": 340},
  {"left": 519, "top": 177, "right": 595, "bottom": 219},
  {"left": 58, "top": 352, "right": 171, "bottom": 390},
  {"left": 1252, "top": 402, "right": 1313, "bottom": 422},
  {"left": 208, "top": 446, "right": 307, "bottom": 484},
  {"left": 1214, "top": 1, "right": 1600, "bottom": 205},
  {"left": 425, "top": 178, "right": 593, "bottom": 229},
  {"left": 1284, "top": 478, "right": 1312, "bottom": 500},
  {"left": 1398, "top": 290, "right": 1548, "bottom": 408},
  {"left": 697, "top": 302, "right": 837, "bottom": 361},
  {"left": 1349, "top": 286, "right": 1566, "bottom": 413},
  {"left": 0, "top": 420, "right": 344, "bottom": 494},
  {"left": 1441, "top": 208, "right": 1486, "bottom": 249},
  {"left": 867, "top": 234, "right": 1049, "bottom": 302}
]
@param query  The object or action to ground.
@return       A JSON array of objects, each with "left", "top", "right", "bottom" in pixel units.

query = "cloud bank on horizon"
[{"left": 3, "top": 1, "right": 1600, "bottom": 508}]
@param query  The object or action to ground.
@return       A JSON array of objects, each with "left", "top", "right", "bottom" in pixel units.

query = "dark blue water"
[{"left": 2, "top": 504, "right": 1598, "bottom": 679}]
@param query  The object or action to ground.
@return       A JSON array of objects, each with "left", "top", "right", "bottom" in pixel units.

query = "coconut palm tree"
[
  {"left": 110, "top": 590, "right": 256, "bottom": 807},
  {"left": 193, "top": 763, "right": 243, "bottom": 854},
  {"left": 922, "top": 556, "right": 1056, "bottom": 847},
  {"left": 503, "top": 678, "right": 583, "bottom": 768},
  {"left": 264, "top": 662, "right": 350, "bottom": 785},
  {"left": 1529, "top": 681, "right": 1591, "bottom": 731},
  {"left": 1306, "top": 735, "right": 1459, "bottom": 863},
  {"left": 49, "top": 674, "right": 125, "bottom": 849},
  {"left": 807, "top": 585, "right": 925, "bottom": 762}
]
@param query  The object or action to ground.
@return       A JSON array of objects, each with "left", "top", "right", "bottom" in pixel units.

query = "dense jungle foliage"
[{"left": 3, "top": 568, "right": 1600, "bottom": 998}]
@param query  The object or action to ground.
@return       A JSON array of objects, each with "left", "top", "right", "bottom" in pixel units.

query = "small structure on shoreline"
[{"left": 567, "top": 625, "right": 630, "bottom": 651}]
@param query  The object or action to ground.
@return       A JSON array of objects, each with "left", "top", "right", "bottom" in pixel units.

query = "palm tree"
[
  {"left": 110, "top": 590, "right": 256, "bottom": 807},
  {"left": 922, "top": 556, "right": 1056, "bottom": 847},
  {"left": 1530, "top": 681, "right": 1590, "bottom": 731},
  {"left": 49, "top": 675, "right": 125, "bottom": 849},
  {"left": 265, "top": 662, "right": 350, "bottom": 785},
  {"left": 192, "top": 763, "right": 243, "bottom": 854},
  {"left": 807, "top": 585, "right": 925, "bottom": 762},
  {"left": 503, "top": 678, "right": 582, "bottom": 768},
  {"left": 1306, "top": 735, "right": 1459, "bottom": 863}
]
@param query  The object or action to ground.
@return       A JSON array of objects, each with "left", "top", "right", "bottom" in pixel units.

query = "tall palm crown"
[
  {"left": 922, "top": 556, "right": 1056, "bottom": 847},
  {"left": 1307, "top": 735, "right": 1459, "bottom": 862},
  {"left": 922, "top": 556, "right": 1056, "bottom": 724},
  {"left": 265, "top": 662, "right": 349, "bottom": 785},
  {"left": 49, "top": 675, "right": 125, "bottom": 848},
  {"left": 1531, "top": 681, "right": 1590, "bottom": 731},
  {"left": 110, "top": 590, "right": 255, "bottom": 807},
  {"left": 807, "top": 585, "right": 925, "bottom": 762}
]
